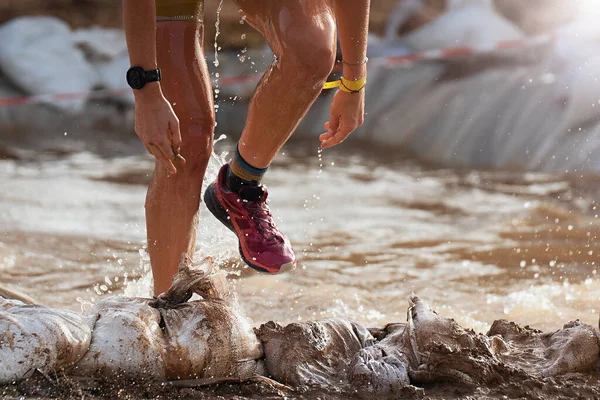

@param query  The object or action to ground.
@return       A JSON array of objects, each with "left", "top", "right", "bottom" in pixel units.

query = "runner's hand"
[
  {"left": 320, "top": 89, "right": 365, "bottom": 149},
  {"left": 134, "top": 92, "right": 185, "bottom": 174}
]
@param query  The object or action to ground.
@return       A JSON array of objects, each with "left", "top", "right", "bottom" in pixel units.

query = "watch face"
[{"left": 127, "top": 67, "right": 145, "bottom": 90}]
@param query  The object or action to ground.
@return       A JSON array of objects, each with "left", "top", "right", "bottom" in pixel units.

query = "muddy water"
[{"left": 0, "top": 138, "right": 598, "bottom": 333}]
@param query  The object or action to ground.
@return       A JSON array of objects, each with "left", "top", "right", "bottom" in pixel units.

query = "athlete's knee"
[
  {"left": 182, "top": 123, "right": 214, "bottom": 175},
  {"left": 279, "top": 26, "right": 336, "bottom": 84}
]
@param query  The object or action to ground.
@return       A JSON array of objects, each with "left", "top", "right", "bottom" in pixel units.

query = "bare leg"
[
  {"left": 235, "top": 0, "right": 337, "bottom": 168},
  {"left": 147, "top": 21, "right": 215, "bottom": 295}
]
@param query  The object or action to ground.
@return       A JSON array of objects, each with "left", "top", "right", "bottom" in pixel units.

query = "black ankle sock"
[
  {"left": 226, "top": 166, "right": 259, "bottom": 193},
  {"left": 226, "top": 144, "right": 268, "bottom": 194},
  {"left": 226, "top": 170, "right": 264, "bottom": 201}
]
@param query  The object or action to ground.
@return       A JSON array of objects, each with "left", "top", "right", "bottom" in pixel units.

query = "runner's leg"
[
  {"left": 147, "top": 18, "right": 215, "bottom": 295},
  {"left": 234, "top": 0, "right": 337, "bottom": 168}
]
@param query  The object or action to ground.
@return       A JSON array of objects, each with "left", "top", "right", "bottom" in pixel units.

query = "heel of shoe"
[{"left": 204, "top": 184, "right": 235, "bottom": 232}]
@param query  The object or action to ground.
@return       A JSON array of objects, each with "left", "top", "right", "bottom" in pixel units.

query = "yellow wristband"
[
  {"left": 323, "top": 80, "right": 341, "bottom": 90},
  {"left": 340, "top": 76, "right": 367, "bottom": 92},
  {"left": 323, "top": 77, "right": 366, "bottom": 92}
]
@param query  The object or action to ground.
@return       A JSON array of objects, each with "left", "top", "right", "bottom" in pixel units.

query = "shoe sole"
[{"left": 204, "top": 184, "right": 295, "bottom": 274}]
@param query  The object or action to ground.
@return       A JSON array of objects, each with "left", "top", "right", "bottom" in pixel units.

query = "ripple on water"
[{"left": 0, "top": 143, "right": 598, "bottom": 332}]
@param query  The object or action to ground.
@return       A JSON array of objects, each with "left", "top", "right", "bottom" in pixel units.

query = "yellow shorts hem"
[{"left": 156, "top": 0, "right": 203, "bottom": 22}]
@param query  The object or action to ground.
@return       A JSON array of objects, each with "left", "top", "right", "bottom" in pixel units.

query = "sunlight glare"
[{"left": 578, "top": 0, "right": 600, "bottom": 18}]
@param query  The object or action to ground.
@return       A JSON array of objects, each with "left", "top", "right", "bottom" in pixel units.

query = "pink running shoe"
[{"left": 204, "top": 164, "right": 296, "bottom": 273}]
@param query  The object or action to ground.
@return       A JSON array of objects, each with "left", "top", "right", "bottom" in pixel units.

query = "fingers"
[
  {"left": 320, "top": 118, "right": 356, "bottom": 149},
  {"left": 321, "top": 127, "right": 352, "bottom": 149},
  {"left": 175, "top": 153, "right": 187, "bottom": 165},
  {"left": 319, "top": 131, "right": 335, "bottom": 142},
  {"left": 319, "top": 119, "right": 338, "bottom": 143},
  {"left": 150, "top": 141, "right": 177, "bottom": 174},
  {"left": 168, "top": 115, "right": 188, "bottom": 166},
  {"left": 169, "top": 115, "right": 182, "bottom": 153},
  {"left": 328, "top": 116, "right": 340, "bottom": 135}
]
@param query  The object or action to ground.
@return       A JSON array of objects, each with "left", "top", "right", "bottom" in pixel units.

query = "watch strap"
[
  {"left": 127, "top": 66, "right": 162, "bottom": 90},
  {"left": 143, "top": 68, "right": 161, "bottom": 83}
]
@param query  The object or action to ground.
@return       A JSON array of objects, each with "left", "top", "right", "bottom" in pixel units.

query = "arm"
[
  {"left": 335, "top": 0, "right": 370, "bottom": 81},
  {"left": 320, "top": 0, "right": 370, "bottom": 149},
  {"left": 123, "top": 0, "right": 159, "bottom": 73},
  {"left": 122, "top": 0, "right": 183, "bottom": 173}
]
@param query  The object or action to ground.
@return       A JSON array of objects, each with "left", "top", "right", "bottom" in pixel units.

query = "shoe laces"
[{"left": 246, "top": 201, "right": 279, "bottom": 242}]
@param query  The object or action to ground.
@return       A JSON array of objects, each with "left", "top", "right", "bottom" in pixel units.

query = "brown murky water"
[{"left": 0, "top": 138, "right": 599, "bottom": 333}]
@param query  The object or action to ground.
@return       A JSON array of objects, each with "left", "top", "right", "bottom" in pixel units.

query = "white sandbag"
[
  {"left": 384, "top": 0, "right": 424, "bottom": 42},
  {"left": 72, "top": 27, "right": 128, "bottom": 61},
  {"left": 75, "top": 265, "right": 265, "bottom": 380},
  {"left": 552, "top": 17, "right": 600, "bottom": 131},
  {"left": 402, "top": 0, "right": 523, "bottom": 51},
  {"left": 0, "top": 301, "right": 92, "bottom": 384},
  {"left": 0, "top": 296, "right": 26, "bottom": 311},
  {"left": 73, "top": 297, "right": 167, "bottom": 379},
  {"left": 366, "top": 33, "right": 412, "bottom": 59},
  {"left": 0, "top": 17, "right": 98, "bottom": 111},
  {"left": 208, "top": 47, "right": 271, "bottom": 99},
  {"left": 92, "top": 54, "right": 134, "bottom": 105}
]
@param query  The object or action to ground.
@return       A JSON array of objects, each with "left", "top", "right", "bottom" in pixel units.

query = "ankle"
[
  {"left": 226, "top": 166, "right": 258, "bottom": 193},
  {"left": 226, "top": 144, "right": 268, "bottom": 193}
]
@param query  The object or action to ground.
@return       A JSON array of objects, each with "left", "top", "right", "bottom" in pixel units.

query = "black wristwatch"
[{"left": 126, "top": 66, "right": 162, "bottom": 90}]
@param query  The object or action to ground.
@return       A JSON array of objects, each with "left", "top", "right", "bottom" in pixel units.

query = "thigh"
[
  {"left": 156, "top": 21, "right": 214, "bottom": 143},
  {"left": 234, "top": 0, "right": 336, "bottom": 56}
]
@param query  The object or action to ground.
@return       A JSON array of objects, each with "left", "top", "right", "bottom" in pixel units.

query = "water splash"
[
  {"left": 213, "top": 0, "right": 224, "bottom": 68},
  {"left": 212, "top": 0, "right": 224, "bottom": 124}
]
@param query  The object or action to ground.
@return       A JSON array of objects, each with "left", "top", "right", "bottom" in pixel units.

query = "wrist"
[
  {"left": 342, "top": 64, "right": 367, "bottom": 81},
  {"left": 133, "top": 81, "right": 163, "bottom": 101}
]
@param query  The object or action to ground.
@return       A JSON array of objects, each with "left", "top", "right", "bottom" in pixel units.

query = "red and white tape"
[
  {"left": 379, "top": 33, "right": 553, "bottom": 66},
  {"left": 0, "top": 88, "right": 130, "bottom": 107},
  {"left": 0, "top": 33, "right": 553, "bottom": 107}
]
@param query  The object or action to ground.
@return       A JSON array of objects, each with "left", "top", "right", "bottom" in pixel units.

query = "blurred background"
[{"left": 0, "top": 0, "right": 599, "bottom": 333}]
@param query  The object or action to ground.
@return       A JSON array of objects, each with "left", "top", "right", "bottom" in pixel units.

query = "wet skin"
[
  {"left": 148, "top": 1, "right": 340, "bottom": 294},
  {"left": 234, "top": 0, "right": 337, "bottom": 168},
  {"left": 146, "top": 0, "right": 368, "bottom": 294},
  {"left": 148, "top": 20, "right": 214, "bottom": 295}
]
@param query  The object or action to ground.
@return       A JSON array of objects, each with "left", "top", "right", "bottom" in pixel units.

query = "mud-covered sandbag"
[
  {"left": 488, "top": 319, "right": 600, "bottom": 377},
  {"left": 348, "top": 323, "right": 411, "bottom": 396},
  {"left": 402, "top": 0, "right": 523, "bottom": 51},
  {"left": 75, "top": 264, "right": 265, "bottom": 380},
  {"left": 401, "top": 296, "right": 600, "bottom": 386},
  {"left": 0, "top": 17, "right": 98, "bottom": 111},
  {"left": 257, "top": 318, "right": 374, "bottom": 388},
  {"left": 0, "top": 301, "right": 92, "bottom": 384},
  {"left": 404, "top": 295, "right": 504, "bottom": 385}
]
